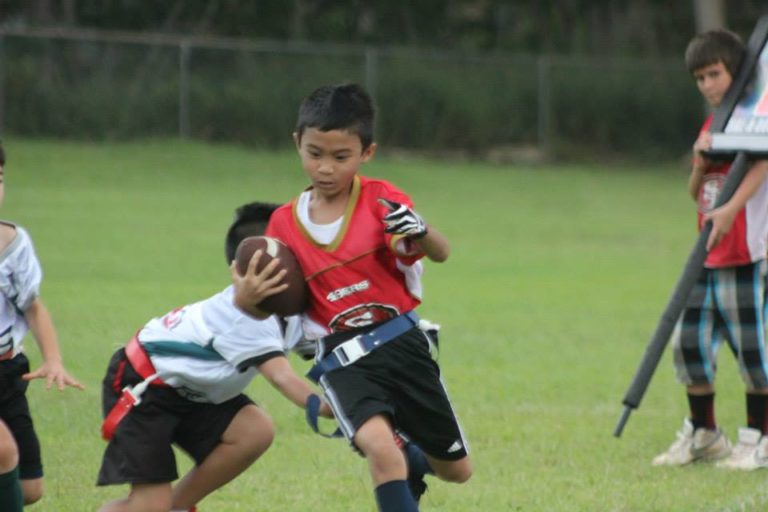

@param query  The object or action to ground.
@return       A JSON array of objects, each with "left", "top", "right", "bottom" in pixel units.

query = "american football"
[{"left": 234, "top": 236, "right": 309, "bottom": 316}]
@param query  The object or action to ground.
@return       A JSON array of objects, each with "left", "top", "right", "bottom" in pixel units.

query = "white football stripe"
[{"left": 264, "top": 237, "right": 279, "bottom": 258}]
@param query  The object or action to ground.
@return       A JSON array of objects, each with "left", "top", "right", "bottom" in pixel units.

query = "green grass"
[{"left": 4, "top": 137, "right": 765, "bottom": 511}]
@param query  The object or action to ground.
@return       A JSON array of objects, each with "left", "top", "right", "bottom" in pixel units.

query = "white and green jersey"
[
  {"left": 137, "top": 285, "right": 298, "bottom": 404},
  {"left": 0, "top": 223, "right": 42, "bottom": 359}
]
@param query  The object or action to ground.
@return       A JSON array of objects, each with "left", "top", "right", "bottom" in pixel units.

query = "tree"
[{"left": 693, "top": 0, "right": 725, "bottom": 32}]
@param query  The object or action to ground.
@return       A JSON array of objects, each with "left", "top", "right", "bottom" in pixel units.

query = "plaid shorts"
[{"left": 672, "top": 260, "right": 768, "bottom": 389}]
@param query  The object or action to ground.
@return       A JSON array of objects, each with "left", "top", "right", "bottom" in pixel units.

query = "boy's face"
[
  {"left": 294, "top": 127, "right": 376, "bottom": 201},
  {"left": 693, "top": 60, "right": 732, "bottom": 108}
]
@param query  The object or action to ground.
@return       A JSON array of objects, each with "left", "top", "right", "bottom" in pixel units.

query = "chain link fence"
[{"left": 0, "top": 27, "right": 702, "bottom": 160}]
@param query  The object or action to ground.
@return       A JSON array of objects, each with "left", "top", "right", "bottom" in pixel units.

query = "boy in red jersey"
[
  {"left": 232, "top": 83, "right": 471, "bottom": 511},
  {"left": 652, "top": 29, "right": 768, "bottom": 470}
]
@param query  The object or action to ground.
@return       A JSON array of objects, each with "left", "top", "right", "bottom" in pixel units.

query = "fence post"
[
  {"left": 364, "top": 47, "right": 378, "bottom": 100},
  {"left": 0, "top": 36, "right": 5, "bottom": 135},
  {"left": 537, "top": 55, "right": 552, "bottom": 158},
  {"left": 365, "top": 47, "right": 379, "bottom": 139},
  {"left": 178, "top": 41, "right": 191, "bottom": 139}
]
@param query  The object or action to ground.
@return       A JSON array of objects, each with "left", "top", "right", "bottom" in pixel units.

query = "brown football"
[{"left": 234, "top": 236, "right": 309, "bottom": 316}]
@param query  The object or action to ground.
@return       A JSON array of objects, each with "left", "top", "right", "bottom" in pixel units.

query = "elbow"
[
  {"left": 430, "top": 251, "right": 449, "bottom": 263},
  {"left": 430, "top": 243, "right": 451, "bottom": 263}
]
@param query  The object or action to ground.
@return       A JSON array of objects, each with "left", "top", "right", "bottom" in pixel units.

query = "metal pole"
[
  {"left": 364, "top": 47, "right": 378, "bottom": 100},
  {"left": 178, "top": 41, "right": 191, "bottom": 139},
  {"left": 614, "top": 151, "right": 750, "bottom": 437},
  {"left": 537, "top": 55, "right": 552, "bottom": 158},
  {"left": 365, "top": 47, "right": 378, "bottom": 138},
  {"left": 0, "top": 36, "right": 5, "bottom": 135}
]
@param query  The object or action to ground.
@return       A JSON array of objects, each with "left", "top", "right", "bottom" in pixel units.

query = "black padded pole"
[{"left": 614, "top": 152, "right": 750, "bottom": 437}]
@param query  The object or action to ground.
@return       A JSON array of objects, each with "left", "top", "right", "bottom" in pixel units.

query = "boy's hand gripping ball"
[{"left": 234, "top": 236, "right": 309, "bottom": 316}]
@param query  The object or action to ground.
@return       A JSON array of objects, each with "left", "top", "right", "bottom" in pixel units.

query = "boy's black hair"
[
  {"left": 225, "top": 201, "right": 280, "bottom": 263},
  {"left": 0, "top": 141, "right": 5, "bottom": 166},
  {"left": 295, "top": 83, "right": 375, "bottom": 150},
  {"left": 685, "top": 29, "right": 745, "bottom": 77}
]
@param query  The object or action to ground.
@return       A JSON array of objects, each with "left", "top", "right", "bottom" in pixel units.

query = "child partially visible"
[
  {"left": 0, "top": 142, "right": 84, "bottom": 508},
  {"left": 653, "top": 29, "right": 768, "bottom": 470}
]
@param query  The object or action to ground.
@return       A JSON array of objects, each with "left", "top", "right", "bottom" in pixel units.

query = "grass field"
[{"left": 5, "top": 137, "right": 768, "bottom": 511}]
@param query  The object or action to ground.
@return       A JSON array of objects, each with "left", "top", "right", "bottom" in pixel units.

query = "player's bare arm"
[
  {"left": 689, "top": 132, "right": 714, "bottom": 199},
  {"left": 230, "top": 249, "right": 289, "bottom": 319},
  {"left": 258, "top": 356, "right": 333, "bottom": 417},
  {"left": 704, "top": 159, "right": 768, "bottom": 250},
  {"left": 412, "top": 227, "right": 450, "bottom": 262},
  {"left": 22, "top": 298, "right": 84, "bottom": 391}
]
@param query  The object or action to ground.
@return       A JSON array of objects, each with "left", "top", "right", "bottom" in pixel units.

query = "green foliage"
[
  {"left": 375, "top": 53, "right": 540, "bottom": 151},
  {"left": 1, "top": 36, "right": 705, "bottom": 159},
  {"left": 5, "top": 38, "right": 179, "bottom": 139},
  {"left": 186, "top": 48, "right": 367, "bottom": 146},
  {"left": 4, "top": 137, "right": 768, "bottom": 511},
  {"left": 548, "top": 58, "right": 701, "bottom": 158},
  {"left": 2, "top": 1, "right": 766, "bottom": 54}
]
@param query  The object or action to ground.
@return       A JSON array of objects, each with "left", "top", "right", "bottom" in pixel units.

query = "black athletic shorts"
[
  {"left": 319, "top": 326, "right": 469, "bottom": 461},
  {"left": 97, "top": 348, "right": 254, "bottom": 486},
  {"left": 0, "top": 354, "right": 43, "bottom": 480}
]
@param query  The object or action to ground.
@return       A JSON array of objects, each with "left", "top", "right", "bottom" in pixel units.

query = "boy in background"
[
  {"left": 652, "top": 29, "right": 768, "bottom": 470},
  {"left": 0, "top": 143, "right": 83, "bottom": 509},
  {"left": 233, "top": 83, "right": 472, "bottom": 511},
  {"left": 97, "top": 202, "right": 330, "bottom": 512}
]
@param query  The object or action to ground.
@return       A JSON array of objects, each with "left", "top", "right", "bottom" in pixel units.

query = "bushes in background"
[{"left": 2, "top": 36, "right": 702, "bottom": 160}]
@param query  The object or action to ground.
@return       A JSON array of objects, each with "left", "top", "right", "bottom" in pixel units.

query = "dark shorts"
[
  {"left": 97, "top": 348, "right": 254, "bottom": 486},
  {"left": 319, "top": 326, "right": 469, "bottom": 461},
  {"left": 0, "top": 354, "right": 43, "bottom": 480}
]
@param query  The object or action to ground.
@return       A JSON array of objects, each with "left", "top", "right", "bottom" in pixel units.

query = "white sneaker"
[
  {"left": 717, "top": 427, "right": 768, "bottom": 470},
  {"left": 652, "top": 418, "right": 732, "bottom": 466}
]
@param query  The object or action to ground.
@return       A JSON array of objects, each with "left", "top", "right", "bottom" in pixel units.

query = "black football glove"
[{"left": 378, "top": 198, "right": 428, "bottom": 239}]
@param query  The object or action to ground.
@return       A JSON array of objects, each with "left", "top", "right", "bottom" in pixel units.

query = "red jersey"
[
  {"left": 696, "top": 115, "right": 768, "bottom": 268},
  {"left": 266, "top": 175, "right": 424, "bottom": 334}
]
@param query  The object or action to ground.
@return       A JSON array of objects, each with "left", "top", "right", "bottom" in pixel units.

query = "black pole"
[{"left": 614, "top": 151, "right": 750, "bottom": 437}]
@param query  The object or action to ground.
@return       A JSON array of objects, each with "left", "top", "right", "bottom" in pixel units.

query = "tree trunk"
[{"left": 693, "top": 0, "right": 725, "bottom": 32}]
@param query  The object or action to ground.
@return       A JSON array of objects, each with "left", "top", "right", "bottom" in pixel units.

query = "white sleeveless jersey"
[
  {"left": 0, "top": 223, "right": 42, "bottom": 359},
  {"left": 138, "top": 285, "right": 298, "bottom": 404}
]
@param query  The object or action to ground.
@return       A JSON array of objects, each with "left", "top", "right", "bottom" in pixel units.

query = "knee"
[
  {"left": 138, "top": 499, "right": 173, "bottom": 512},
  {"left": 130, "top": 491, "right": 173, "bottom": 512},
  {"left": 22, "top": 479, "right": 44, "bottom": 505},
  {"left": 233, "top": 407, "right": 275, "bottom": 460},
  {"left": 436, "top": 459, "right": 472, "bottom": 484},
  {"left": 0, "top": 425, "right": 18, "bottom": 473},
  {"left": 447, "top": 466, "right": 472, "bottom": 484},
  {"left": 0, "top": 446, "right": 18, "bottom": 473},
  {"left": 360, "top": 438, "right": 407, "bottom": 479},
  {"left": 247, "top": 420, "right": 274, "bottom": 457}
]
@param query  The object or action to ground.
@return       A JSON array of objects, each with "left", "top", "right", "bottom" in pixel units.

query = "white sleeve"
[
  {"left": 396, "top": 259, "right": 423, "bottom": 300},
  {"left": 0, "top": 227, "right": 42, "bottom": 312},
  {"left": 282, "top": 315, "right": 304, "bottom": 350},
  {"left": 213, "top": 314, "right": 286, "bottom": 369}
]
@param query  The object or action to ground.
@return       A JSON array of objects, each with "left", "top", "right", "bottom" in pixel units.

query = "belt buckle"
[{"left": 333, "top": 335, "right": 366, "bottom": 367}]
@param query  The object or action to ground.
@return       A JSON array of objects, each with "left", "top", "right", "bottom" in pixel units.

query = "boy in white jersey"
[
  {"left": 97, "top": 202, "right": 330, "bottom": 512},
  {"left": 0, "top": 143, "right": 83, "bottom": 511},
  {"left": 652, "top": 29, "right": 768, "bottom": 471}
]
